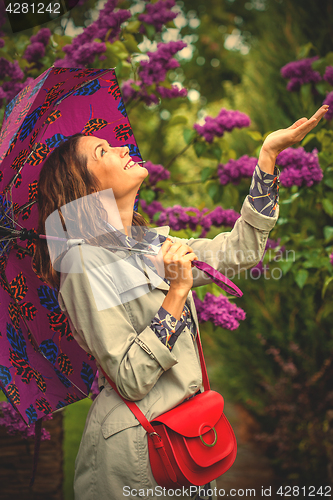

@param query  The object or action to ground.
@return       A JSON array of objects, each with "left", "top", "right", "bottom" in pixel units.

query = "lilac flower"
[
  {"left": 157, "top": 85, "right": 187, "bottom": 99},
  {"left": 0, "top": 402, "right": 51, "bottom": 440},
  {"left": 218, "top": 155, "right": 257, "bottom": 185},
  {"left": 138, "top": 41, "right": 187, "bottom": 86},
  {"left": 192, "top": 291, "right": 246, "bottom": 330},
  {"left": 30, "top": 28, "right": 51, "bottom": 46},
  {"left": 140, "top": 200, "right": 164, "bottom": 220},
  {"left": 323, "top": 91, "right": 333, "bottom": 121},
  {"left": 64, "top": 41, "right": 106, "bottom": 66},
  {"left": 276, "top": 147, "right": 323, "bottom": 187},
  {"left": 145, "top": 161, "right": 170, "bottom": 186},
  {"left": 324, "top": 66, "right": 333, "bottom": 86},
  {"left": 24, "top": 42, "right": 46, "bottom": 64},
  {"left": 139, "top": 0, "right": 178, "bottom": 33},
  {"left": 194, "top": 109, "right": 251, "bottom": 143},
  {"left": 330, "top": 252, "right": 333, "bottom": 266},
  {"left": 55, "top": 0, "right": 130, "bottom": 67},
  {"left": 140, "top": 199, "right": 240, "bottom": 235},
  {"left": 0, "top": 39, "right": 4, "bottom": 48},
  {"left": 0, "top": 58, "right": 24, "bottom": 81},
  {"left": 280, "top": 57, "right": 322, "bottom": 92},
  {"left": 121, "top": 79, "right": 159, "bottom": 106}
]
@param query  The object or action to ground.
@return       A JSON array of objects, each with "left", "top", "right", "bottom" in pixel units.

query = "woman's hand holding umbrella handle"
[
  {"left": 155, "top": 239, "right": 198, "bottom": 321},
  {"left": 258, "top": 104, "right": 329, "bottom": 174}
]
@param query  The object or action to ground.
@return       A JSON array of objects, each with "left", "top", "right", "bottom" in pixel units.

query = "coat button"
[{"left": 171, "top": 321, "right": 176, "bottom": 327}]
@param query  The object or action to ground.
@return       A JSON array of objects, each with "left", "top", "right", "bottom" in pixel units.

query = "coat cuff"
[
  {"left": 241, "top": 195, "right": 279, "bottom": 232},
  {"left": 136, "top": 326, "right": 179, "bottom": 371}
]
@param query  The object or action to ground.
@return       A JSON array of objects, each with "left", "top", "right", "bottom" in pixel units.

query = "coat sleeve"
[
  {"left": 58, "top": 244, "right": 179, "bottom": 401},
  {"left": 170, "top": 196, "right": 279, "bottom": 287}
]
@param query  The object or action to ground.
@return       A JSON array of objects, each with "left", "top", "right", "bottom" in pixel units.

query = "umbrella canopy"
[{"left": 0, "top": 66, "right": 143, "bottom": 424}]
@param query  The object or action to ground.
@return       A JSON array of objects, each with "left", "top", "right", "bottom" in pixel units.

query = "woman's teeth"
[{"left": 124, "top": 160, "right": 136, "bottom": 170}]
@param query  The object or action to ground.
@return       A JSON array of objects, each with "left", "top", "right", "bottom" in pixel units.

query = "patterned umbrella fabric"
[{"left": 0, "top": 66, "right": 143, "bottom": 424}]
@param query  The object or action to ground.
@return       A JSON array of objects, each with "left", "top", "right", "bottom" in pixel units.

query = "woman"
[{"left": 34, "top": 105, "right": 328, "bottom": 500}]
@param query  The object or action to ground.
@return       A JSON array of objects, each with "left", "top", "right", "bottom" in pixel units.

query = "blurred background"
[{"left": 1, "top": 0, "right": 333, "bottom": 498}]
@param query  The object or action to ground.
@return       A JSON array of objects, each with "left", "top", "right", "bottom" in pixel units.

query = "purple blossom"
[
  {"left": 140, "top": 200, "right": 164, "bottom": 220},
  {"left": 138, "top": 41, "right": 187, "bottom": 86},
  {"left": 280, "top": 57, "right": 322, "bottom": 92},
  {"left": 330, "top": 252, "right": 333, "bottom": 266},
  {"left": 0, "top": 58, "right": 24, "bottom": 81},
  {"left": 140, "top": 199, "right": 240, "bottom": 235},
  {"left": 218, "top": 155, "right": 257, "bottom": 185},
  {"left": 323, "top": 91, "right": 333, "bottom": 121},
  {"left": 276, "top": 147, "right": 323, "bottom": 187},
  {"left": 0, "top": 402, "right": 51, "bottom": 440},
  {"left": 194, "top": 109, "right": 251, "bottom": 143},
  {"left": 324, "top": 66, "right": 333, "bottom": 86},
  {"left": 157, "top": 85, "right": 187, "bottom": 99},
  {"left": 0, "top": 39, "right": 4, "bottom": 48},
  {"left": 121, "top": 79, "right": 159, "bottom": 106},
  {"left": 192, "top": 291, "right": 246, "bottom": 330},
  {"left": 30, "top": 28, "right": 51, "bottom": 46},
  {"left": 55, "top": 0, "right": 130, "bottom": 67},
  {"left": 64, "top": 41, "right": 106, "bottom": 66},
  {"left": 24, "top": 42, "right": 46, "bottom": 64},
  {"left": 145, "top": 161, "right": 170, "bottom": 186},
  {"left": 139, "top": 0, "right": 178, "bottom": 33}
]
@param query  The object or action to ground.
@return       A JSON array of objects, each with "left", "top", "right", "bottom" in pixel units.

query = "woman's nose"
[{"left": 118, "top": 146, "right": 130, "bottom": 157}]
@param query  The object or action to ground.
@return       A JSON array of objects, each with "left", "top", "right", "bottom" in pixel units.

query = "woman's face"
[{"left": 78, "top": 135, "right": 148, "bottom": 199}]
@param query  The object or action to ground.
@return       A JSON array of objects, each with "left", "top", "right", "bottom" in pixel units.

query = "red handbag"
[{"left": 100, "top": 332, "right": 237, "bottom": 488}]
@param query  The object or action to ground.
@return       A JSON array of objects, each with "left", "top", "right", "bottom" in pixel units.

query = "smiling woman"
[{"left": 32, "top": 106, "right": 328, "bottom": 500}]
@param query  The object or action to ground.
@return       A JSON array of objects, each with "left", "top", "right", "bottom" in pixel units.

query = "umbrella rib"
[{"left": 54, "top": 69, "right": 111, "bottom": 106}]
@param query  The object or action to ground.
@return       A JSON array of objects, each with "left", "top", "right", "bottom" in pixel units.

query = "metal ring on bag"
[{"left": 199, "top": 426, "right": 217, "bottom": 447}]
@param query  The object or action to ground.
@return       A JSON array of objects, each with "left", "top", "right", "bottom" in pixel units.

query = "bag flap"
[
  {"left": 151, "top": 390, "right": 224, "bottom": 437},
  {"left": 184, "top": 414, "right": 236, "bottom": 466}
]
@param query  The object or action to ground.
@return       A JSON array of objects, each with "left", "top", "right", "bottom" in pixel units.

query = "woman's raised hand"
[{"left": 259, "top": 105, "right": 329, "bottom": 174}]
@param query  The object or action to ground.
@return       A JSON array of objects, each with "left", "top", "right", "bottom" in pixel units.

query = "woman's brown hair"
[{"left": 33, "top": 133, "right": 147, "bottom": 289}]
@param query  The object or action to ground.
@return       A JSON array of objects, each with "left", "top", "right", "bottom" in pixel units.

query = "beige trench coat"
[{"left": 58, "top": 197, "right": 278, "bottom": 500}]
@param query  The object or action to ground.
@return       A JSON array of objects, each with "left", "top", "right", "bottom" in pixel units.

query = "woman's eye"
[{"left": 101, "top": 148, "right": 107, "bottom": 156}]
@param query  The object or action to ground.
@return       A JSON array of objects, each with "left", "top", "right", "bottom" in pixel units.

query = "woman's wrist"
[
  {"left": 258, "top": 146, "right": 277, "bottom": 175},
  {"left": 162, "top": 286, "right": 189, "bottom": 321}
]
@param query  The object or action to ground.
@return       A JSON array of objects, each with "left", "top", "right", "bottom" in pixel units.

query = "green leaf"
[
  {"left": 322, "top": 276, "right": 333, "bottom": 298},
  {"left": 294, "top": 269, "right": 309, "bottom": 289},
  {"left": 168, "top": 115, "right": 188, "bottom": 126},
  {"left": 139, "top": 189, "right": 155, "bottom": 204},
  {"left": 300, "top": 83, "right": 312, "bottom": 108},
  {"left": 122, "top": 33, "right": 141, "bottom": 54},
  {"left": 247, "top": 131, "right": 262, "bottom": 142},
  {"left": 324, "top": 226, "right": 333, "bottom": 243},
  {"left": 152, "top": 211, "right": 162, "bottom": 222},
  {"left": 210, "top": 145, "right": 222, "bottom": 161},
  {"left": 207, "top": 182, "right": 219, "bottom": 201},
  {"left": 298, "top": 42, "right": 314, "bottom": 58},
  {"left": 322, "top": 198, "right": 333, "bottom": 216},
  {"left": 183, "top": 128, "right": 196, "bottom": 145},
  {"left": 194, "top": 141, "right": 208, "bottom": 158},
  {"left": 201, "top": 167, "right": 215, "bottom": 182},
  {"left": 280, "top": 192, "right": 301, "bottom": 205},
  {"left": 125, "top": 20, "right": 141, "bottom": 33},
  {"left": 143, "top": 22, "right": 156, "bottom": 40},
  {"left": 301, "top": 133, "right": 316, "bottom": 147},
  {"left": 195, "top": 285, "right": 208, "bottom": 301},
  {"left": 279, "top": 259, "right": 294, "bottom": 275},
  {"left": 324, "top": 175, "right": 333, "bottom": 189}
]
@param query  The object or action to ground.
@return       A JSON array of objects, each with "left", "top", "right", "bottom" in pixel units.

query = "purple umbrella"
[{"left": 0, "top": 66, "right": 143, "bottom": 424}]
